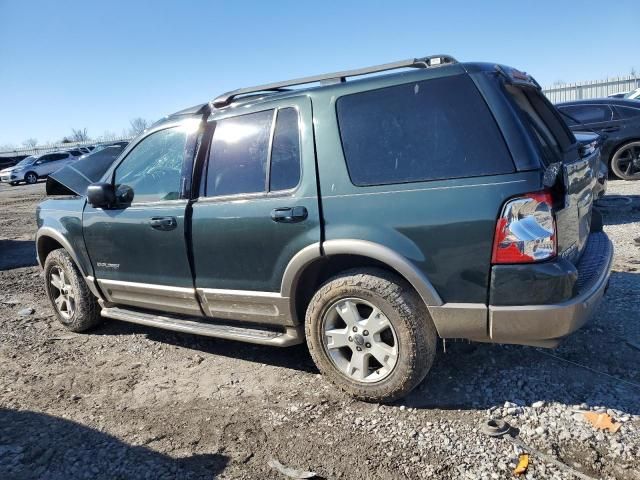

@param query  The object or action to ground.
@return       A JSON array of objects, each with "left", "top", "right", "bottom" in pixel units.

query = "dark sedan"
[{"left": 556, "top": 98, "right": 640, "bottom": 180}]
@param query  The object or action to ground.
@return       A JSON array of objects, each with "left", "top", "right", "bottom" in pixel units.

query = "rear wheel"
[
  {"left": 24, "top": 172, "right": 38, "bottom": 184},
  {"left": 44, "top": 249, "right": 102, "bottom": 332},
  {"left": 305, "top": 268, "right": 437, "bottom": 402},
  {"left": 611, "top": 141, "right": 640, "bottom": 180}
]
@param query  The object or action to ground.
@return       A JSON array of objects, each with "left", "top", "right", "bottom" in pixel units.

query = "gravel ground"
[{"left": 0, "top": 180, "right": 638, "bottom": 480}]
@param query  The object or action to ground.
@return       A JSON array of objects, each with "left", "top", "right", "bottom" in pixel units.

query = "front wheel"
[
  {"left": 24, "top": 172, "right": 38, "bottom": 184},
  {"left": 305, "top": 268, "right": 437, "bottom": 402},
  {"left": 611, "top": 141, "right": 640, "bottom": 180},
  {"left": 44, "top": 249, "right": 102, "bottom": 332}
]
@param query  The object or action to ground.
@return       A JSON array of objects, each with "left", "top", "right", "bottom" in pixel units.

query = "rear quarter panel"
[{"left": 310, "top": 77, "right": 542, "bottom": 303}]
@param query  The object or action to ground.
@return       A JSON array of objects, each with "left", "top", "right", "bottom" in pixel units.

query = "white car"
[{"left": 0, "top": 151, "right": 76, "bottom": 186}]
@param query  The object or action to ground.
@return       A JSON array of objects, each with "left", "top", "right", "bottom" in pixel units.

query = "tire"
[
  {"left": 610, "top": 140, "right": 640, "bottom": 180},
  {"left": 305, "top": 268, "right": 437, "bottom": 403},
  {"left": 44, "top": 248, "right": 102, "bottom": 332},
  {"left": 24, "top": 171, "right": 38, "bottom": 184}
]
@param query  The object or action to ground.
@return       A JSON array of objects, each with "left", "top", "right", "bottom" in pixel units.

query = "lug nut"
[
  {"left": 348, "top": 336, "right": 353, "bottom": 342},
  {"left": 363, "top": 330, "right": 369, "bottom": 336},
  {"left": 352, "top": 326, "right": 358, "bottom": 332},
  {"left": 365, "top": 343, "right": 371, "bottom": 348},
  {"left": 356, "top": 346, "right": 362, "bottom": 351}
]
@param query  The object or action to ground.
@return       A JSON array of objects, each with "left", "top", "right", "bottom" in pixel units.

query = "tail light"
[{"left": 491, "top": 191, "right": 556, "bottom": 264}]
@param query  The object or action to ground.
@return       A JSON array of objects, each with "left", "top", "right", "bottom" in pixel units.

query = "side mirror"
[
  {"left": 87, "top": 182, "right": 115, "bottom": 208},
  {"left": 115, "top": 184, "right": 134, "bottom": 204}
]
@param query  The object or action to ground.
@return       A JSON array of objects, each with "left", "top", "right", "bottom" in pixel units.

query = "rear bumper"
[{"left": 488, "top": 232, "right": 613, "bottom": 347}]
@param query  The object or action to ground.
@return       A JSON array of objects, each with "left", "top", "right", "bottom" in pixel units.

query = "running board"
[{"left": 100, "top": 306, "right": 303, "bottom": 347}]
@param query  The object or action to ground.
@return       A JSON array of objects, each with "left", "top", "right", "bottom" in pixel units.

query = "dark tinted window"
[
  {"left": 615, "top": 106, "right": 640, "bottom": 119},
  {"left": 270, "top": 108, "right": 301, "bottom": 191},
  {"left": 336, "top": 75, "right": 513, "bottom": 186},
  {"left": 114, "top": 127, "right": 186, "bottom": 203},
  {"left": 559, "top": 105, "right": 613, "bottom": 124},
  {"left": 206, "top": 110, "right": 273, "bottom": 196}
]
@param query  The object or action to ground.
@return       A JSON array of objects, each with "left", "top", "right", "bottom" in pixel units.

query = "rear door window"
[
  {"left": 614, "top": 105, "right": 640, "bottom": 119},
  {"left": 336, "top": 74, "right": 514, "bottom": 186},
  {"left": 558, "top": 105, "right": 613, "bottom": 124},
  {"left": 206, "top": 110, "right": 273, "bottom": 197},
  {"left": 205, "top": 107, "right": 302, "bottom": 196}
]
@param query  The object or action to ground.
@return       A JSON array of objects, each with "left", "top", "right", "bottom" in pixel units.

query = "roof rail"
[{"left": 212, "top": 54, "right": 458, "bottom": 108}]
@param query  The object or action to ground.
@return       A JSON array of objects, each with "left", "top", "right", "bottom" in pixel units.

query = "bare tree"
[
  {"left": 102, "top": 130, "right": 117, "bottom": 141},
  {"left": 129, "top": 118, "right": 150, "bottom": 136},
  {"left": 71, "top": 128, "right": 89, "bottom": 142},
  {"left": 22, "top": 138, "right": 38, "bottom": 148}
]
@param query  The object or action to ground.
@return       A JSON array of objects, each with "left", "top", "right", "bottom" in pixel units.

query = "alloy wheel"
[
  {"left": 322, "top": 297, "right": 398, "bottom": 383},
  {"left": 25, "top": 173, "right": 37, "bottom": 184},
  {"left": 49, "top": 266, "right": 75, "bottom": 320},
  {"left": 612, "top": 141, "right": 640, "bottom": 180}
]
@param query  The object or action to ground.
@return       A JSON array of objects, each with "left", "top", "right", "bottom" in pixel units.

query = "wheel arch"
[
  {"left": 281, "top": 240, "right": 443, "bottom": 326},
  {"left": 608, "top": 137, "right": 640, "bottom": 164},
  {"left": 36, "top": 228, "right": 104, "bottom": 300}
]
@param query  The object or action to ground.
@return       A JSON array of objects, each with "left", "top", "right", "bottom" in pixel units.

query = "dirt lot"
[{"left": 0, "top": 180, "right": 639, "bottom": 480}]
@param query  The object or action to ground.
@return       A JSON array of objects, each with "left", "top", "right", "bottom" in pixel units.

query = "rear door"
[{"left": 190, "top": 96, "right": 320, "bottom": 324}]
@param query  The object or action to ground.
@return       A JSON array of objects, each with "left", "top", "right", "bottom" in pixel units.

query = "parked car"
[
  {"left": 0, "top": 151, "right": 76, "bottom": 185},
  {"left": 0, "top": 154, "right": 29, "bottom": 170},
  {"left": 36, "top": 55, "right": 612, "bottom": 402},
  {"left": 608, "top": 92, "right": 627, "bottom": 99},
  {"left": 78, "top": 141, "right": 129, "bottom": 160},
  {"left": 65, "top": 147, "right": 92, "bottom": 157},
  {"left": 574, "top": 131, "right": 607, "bottom": 199},
  {"left": 556, "top": 98, "right": 640, "bottom": 180}
]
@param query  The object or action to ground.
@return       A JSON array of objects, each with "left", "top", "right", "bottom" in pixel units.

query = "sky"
[{"left": 0, "top": 0, "right": 637, "bottom": 147}]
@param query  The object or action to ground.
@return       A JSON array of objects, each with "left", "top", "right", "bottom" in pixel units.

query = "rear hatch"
[{"left": 503, "top": 75, "right": 596, "bottom": 265}]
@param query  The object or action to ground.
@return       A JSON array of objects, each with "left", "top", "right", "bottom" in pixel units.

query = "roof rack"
[{"left": 212, "top": 54, "right": 458, "bottom": 108}]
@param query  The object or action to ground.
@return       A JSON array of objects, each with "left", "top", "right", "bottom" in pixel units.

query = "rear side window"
[
  {"left": 207, "top": 110, "right": 272, "bottom": 196},
  {"left": 615, "top": 106, "right": 640, "bottom": 119},
  {"left": 558, "top": 105, "right": 613, "bottom": 124},
  {"left": 206, "top": 107, "right": 301, "bottom": 196},
  {"left": 336, "top": 75, "right": 513, "bottom": 186}
]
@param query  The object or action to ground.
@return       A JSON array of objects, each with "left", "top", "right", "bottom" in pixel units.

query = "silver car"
[{"left": 0, "top": 152, "right": 76, "bottom": 186}]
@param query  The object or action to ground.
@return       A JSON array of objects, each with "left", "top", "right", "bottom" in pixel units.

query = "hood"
[{"left": 46, "top": 146, "right": 124, "bottom": 196}]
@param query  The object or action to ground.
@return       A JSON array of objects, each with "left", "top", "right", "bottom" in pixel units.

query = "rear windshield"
[
  {"left": 336, "top": 74, "right": 514, "bottom": 186},
  {"left": 505, "top": 85, "right": 574, "bottom": 164}
]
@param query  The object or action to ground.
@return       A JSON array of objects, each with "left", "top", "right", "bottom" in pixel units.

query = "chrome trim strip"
[
  {"left": 197, "top": 287, "right": 294, "bottom": 326},
  {"left": 321, "top": 179, "right": 528, "bottom": 199},
  {"left": 97, "top": 279, "right": 201, "bottom": 316}
]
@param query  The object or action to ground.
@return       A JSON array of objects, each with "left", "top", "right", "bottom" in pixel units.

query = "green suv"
[{"left": 36, "top": 55, "right": 613, "bottom": 402}]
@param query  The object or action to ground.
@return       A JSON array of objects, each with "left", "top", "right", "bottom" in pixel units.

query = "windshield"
[
  {"left": 15, "top": 156, "right": 36, "bottom": 167},
  {"left": 624, "top": 89, "right": 640, "bottom": 99}
]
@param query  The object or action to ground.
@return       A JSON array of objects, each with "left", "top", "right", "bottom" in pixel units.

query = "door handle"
[
  {"left": 150, "top": 216, "right": 177, "bottom": 231},
  {"left": 270, "top": 206, "right": 308, "bottom": 223},
  {"left": 601, "top": 126, "right": 620, "bottom": 132}
]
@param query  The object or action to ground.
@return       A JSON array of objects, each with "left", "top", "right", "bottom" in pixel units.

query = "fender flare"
[
  {"left": 36, "top": 227, "right": 104, "bottom": 300},
  {"left": 281, "top": 239, "right": 443, "bottom": 318}
]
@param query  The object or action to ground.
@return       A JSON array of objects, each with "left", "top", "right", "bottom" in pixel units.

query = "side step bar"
[{"left": 100, "top": 305, "right": 304, "bottom": 347}]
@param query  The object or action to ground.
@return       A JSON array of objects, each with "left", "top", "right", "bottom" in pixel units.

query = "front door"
[
  {"left": 190, "top": 97, "right": 321, "bottom": 325},
  {"left": 83, "top": 124, "right": 201, "bottom": 315}
]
